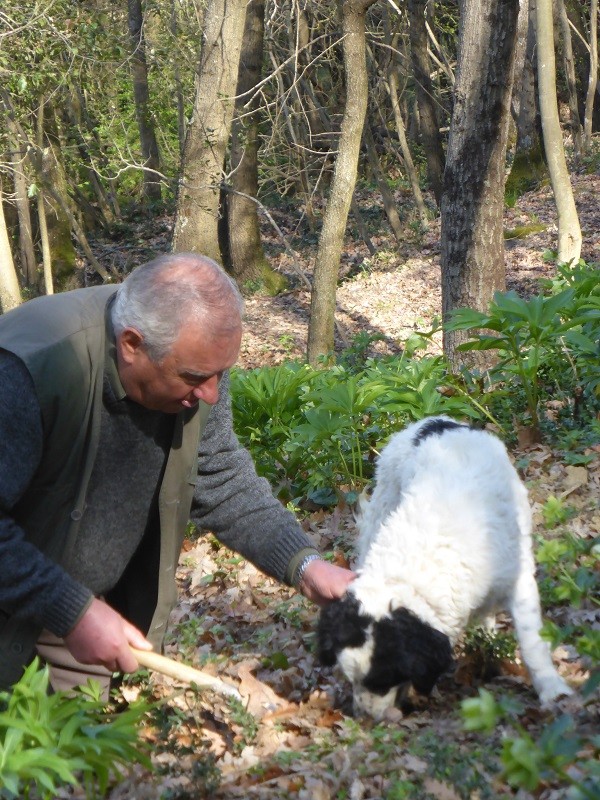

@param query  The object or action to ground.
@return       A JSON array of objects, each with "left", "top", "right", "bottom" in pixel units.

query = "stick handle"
[{"left": 131, "top": 648, "right": 241, "bottom": 700}]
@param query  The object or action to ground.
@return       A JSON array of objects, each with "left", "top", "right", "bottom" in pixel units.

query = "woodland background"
[
  {"left": 0, "top": 1, "right": 599, "bottom": 799},
  {"left": 0, "top": 0, "right": 598, "bottom": 363}
]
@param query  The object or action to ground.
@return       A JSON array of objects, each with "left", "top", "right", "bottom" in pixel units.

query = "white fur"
[{"left": 348, "top": 416, "right": 572, "bottom": 709}]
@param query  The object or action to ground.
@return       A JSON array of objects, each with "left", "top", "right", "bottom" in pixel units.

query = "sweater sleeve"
[
  {"left": 191, "top": 372, "right": 319, "bottom": 585},
  {"left": 0, "top": 350, "right": 93, "bottom": 636}
]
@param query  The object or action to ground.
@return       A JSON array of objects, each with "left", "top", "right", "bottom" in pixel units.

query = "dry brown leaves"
[{"left": 239, "top": 172, "right": 600, "bottom": 369}]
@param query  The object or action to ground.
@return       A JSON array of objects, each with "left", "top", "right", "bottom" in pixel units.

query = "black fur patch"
[
  {"left": 317, "top": 595, "right": 372, "bottom": 666},
  {"left": 412, "top": 417, "right": 466, "bottom": 446},
  {"left": 363, "top": 607, "right": 453, "bottom": 696}
]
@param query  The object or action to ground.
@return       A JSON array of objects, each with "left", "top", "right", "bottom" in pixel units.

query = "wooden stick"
[{"left": 131, "top": 648, "right": 241, "bottom": 700}]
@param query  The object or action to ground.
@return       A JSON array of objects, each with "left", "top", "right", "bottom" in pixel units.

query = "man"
[{"left": 0, "top": 253, "right": 354, "bottom": 694}]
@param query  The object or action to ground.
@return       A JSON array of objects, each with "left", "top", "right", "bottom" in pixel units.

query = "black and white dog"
[{"left": 318, "top": 416, "right": 573, "bottom": 718}]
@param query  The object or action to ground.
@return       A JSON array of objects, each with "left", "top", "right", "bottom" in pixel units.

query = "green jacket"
[{"left": 0, "top": 287, "right": 210, "bottom": 687}]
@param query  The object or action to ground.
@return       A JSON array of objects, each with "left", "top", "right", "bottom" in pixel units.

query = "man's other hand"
[{"left": 64, "top": 597, "right": 153, "bottom": 673}]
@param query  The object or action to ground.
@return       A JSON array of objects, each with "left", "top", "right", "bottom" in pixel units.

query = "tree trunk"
[
  {"left": 128, "top": 0, "right": 162, "bottom": 204},
  {"left": 506, "top": 0, "right": 547, "bottom": 199},
  {"left": 536, "top": 0, "right": 582, "bottom": 263},
  {"left": 0, "top": 186, "right": 22, "bottom": 312},
  {"left": 34, "top": 98, "right": 109, "bottom": 286},
  {"left": 407, "top": 0, "right": 445, "bottom": 206},
  {"left": 441, "top": 0, "right": 519, "bottom": 369},
  {"left": 307, "top": 0, "right": 377, "bottom": 365},
  {"left": 387, "top": 57, "right": 429, "bottom": 229},
  {"left": 170, "top": 0, "right": 186, "bottom": 158},
  {"left": 557, "top": 0, "right": 583, "bottom": 158},
  {"left": 73, "top": 87, "right": 122, "bottom": 219},
  {"left": 37, "top": 188, "right": 54, "bottom": 296},
  {"left": 7, "top": 119, "right": 36, "bottom": 286},
  {"left": 223, "top": 0, "right": 286, "bottom": 294},
  {"left": 63, "top": 95, "right": 117, "bottom": 228},
  {"left": 172, "top": 0, "right": 247, "bottom": 261},
  {"left": 362, "top": 123, "right": 404, "bottom": 243},
  {"left": 583, "top": 0, "right": 598, "bottom": 150}
]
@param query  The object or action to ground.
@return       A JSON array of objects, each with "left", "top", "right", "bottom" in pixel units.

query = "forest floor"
[
  {"left": 92, "top": 172, "right": 600, "bottom": 369},
  {"left": 86, "top": 171, "right": 600, "bottom": 799}
]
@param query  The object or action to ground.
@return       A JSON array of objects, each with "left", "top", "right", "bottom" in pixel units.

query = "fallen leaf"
[
  {"left": 316, "top": 707, "right": 345, "bottom": 728},
  {"left": 398, "top": 753, "right": 429, "bottom": 774},
  {"left": 560, "top": 465, "right": 588, "bottom": 497},
  {"left": 236, "top": 661, "right": 289, "bottom": 717},
  {"left": 423, "top": 778, "right": 463, "bottom": 800}
]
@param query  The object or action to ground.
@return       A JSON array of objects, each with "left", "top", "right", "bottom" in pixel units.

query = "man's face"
[{"left": 118, "top": 321, "right": 242, "bottom": 413}]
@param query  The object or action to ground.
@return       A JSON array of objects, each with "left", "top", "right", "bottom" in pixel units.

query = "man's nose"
[{"left": 192, "top": 376, "right": 219, "bottom": 405}]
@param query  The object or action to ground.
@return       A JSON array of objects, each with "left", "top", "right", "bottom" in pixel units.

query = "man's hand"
[
  {"left": 63, "top": 597, "right": 153, "bottom": 673},
  {"left": 298, "top": 559, "right": 356, "bottom": 605}
]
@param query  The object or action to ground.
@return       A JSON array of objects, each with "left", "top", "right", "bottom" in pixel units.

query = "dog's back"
[{"left": 354, "top": 417, "right": 531, "bottom": 636}]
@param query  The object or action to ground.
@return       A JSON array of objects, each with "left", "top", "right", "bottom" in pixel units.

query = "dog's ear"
[
  {"left": 367, "top": 608, "right": 453, "bottom": 696},
  {"left": 317, "top": 595, "right": 371, "bottom": 666}
]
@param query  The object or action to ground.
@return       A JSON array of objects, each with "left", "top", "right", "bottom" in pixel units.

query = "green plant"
[
  {"left": 0, "top": 659, "right": 152, "bottom": 799},
  {"left": 554, "top": 422, "right": 600, "bottom": 465},
  {"left": 386, "top": 779, "right": 418, "bottom": 799},
  {"left": 227, "top": 698, "right": 259, "bottom": 754},
  {"left": 293, "top": 370, "right": 385, "bottom": 490},
  {"left": 541, "top": 494, "right": 577, "bottom": 529},
  {"left": 462, "top": 626, "right": 517, "bottom": 679},
  {"left": 277, "top": 333, "right": 297, "bottom": 354},
  {"left": 148, "top": 691, "right": 221, "bottom": 797},
  {"left": 367, "top": 354, "right": 490, "bottom": 425},
  {"left": 462, "top": 689, "right": 600, "bottom": 798},
  {"left": 446, "top": 285, "right": 598, "bottom": 438},
  {"left": 231, "top": 349, "right": 492, "bottom": 505},
  {"left": 230, "top": 362, "right": 315, "bottom": 491},
  {"left": 536, "top": 534, "right": 599, "bottom": 609},
  {"left": 337, "top": 331, "right": 386, "bottom": 370}
]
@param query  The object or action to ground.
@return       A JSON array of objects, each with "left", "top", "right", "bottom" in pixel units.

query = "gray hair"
[{"left": 111, "top": 253, "right": 244, "bottom": 362}]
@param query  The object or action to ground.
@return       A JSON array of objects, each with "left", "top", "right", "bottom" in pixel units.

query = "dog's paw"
[
  {"left": 540, "top": 681, "right": 578, "bottom": 712},
  {"left": 547, "top": 692, "right": 584, "bottom": 717}
]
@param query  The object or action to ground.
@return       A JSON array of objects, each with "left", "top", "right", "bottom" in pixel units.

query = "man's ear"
[{"left": 118, "top": 328, "right": 144, "bottom": 364}]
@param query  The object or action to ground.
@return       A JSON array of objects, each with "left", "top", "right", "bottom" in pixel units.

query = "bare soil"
[{"left": 237, "top": 172, "right": 600, "bottom": 368}]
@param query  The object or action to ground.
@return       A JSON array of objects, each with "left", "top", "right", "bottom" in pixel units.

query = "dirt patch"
[{"left": 238, "top": 172, "right": 600, "bottom": 368}]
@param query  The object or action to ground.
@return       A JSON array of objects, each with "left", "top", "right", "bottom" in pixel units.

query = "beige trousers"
[{"left": 35, "top": 630, "right": 113, "bottom": 700}]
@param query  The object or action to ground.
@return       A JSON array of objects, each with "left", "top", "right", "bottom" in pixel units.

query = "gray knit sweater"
[{"left": 0, "top": 348, "right": 316, "bottom": 638}]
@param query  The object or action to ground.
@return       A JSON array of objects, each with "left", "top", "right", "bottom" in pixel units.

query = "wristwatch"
[{"left": 293, "top": 553, "right": 323, "bottom": 588}]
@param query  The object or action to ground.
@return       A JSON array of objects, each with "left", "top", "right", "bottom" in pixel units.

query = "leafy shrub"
[
  {"left": 233, "top": 262, "right": 598, "bottom": 503},
  {"left": 0, "top": 659, "right": 152, "bottom": 799},
  {"left": 230, "top": 362, "right": 315, "bottom": 491},
  {"left": 445, "top": 261, "right": 600, "bottom": 440},
  {"left": 231, "top": 350, "right": 487, "bottom": 505}
]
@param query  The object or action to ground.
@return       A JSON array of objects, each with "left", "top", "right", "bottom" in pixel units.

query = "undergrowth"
[{"left": 232, "top": 260, "right": 600, "bottom": 505}]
